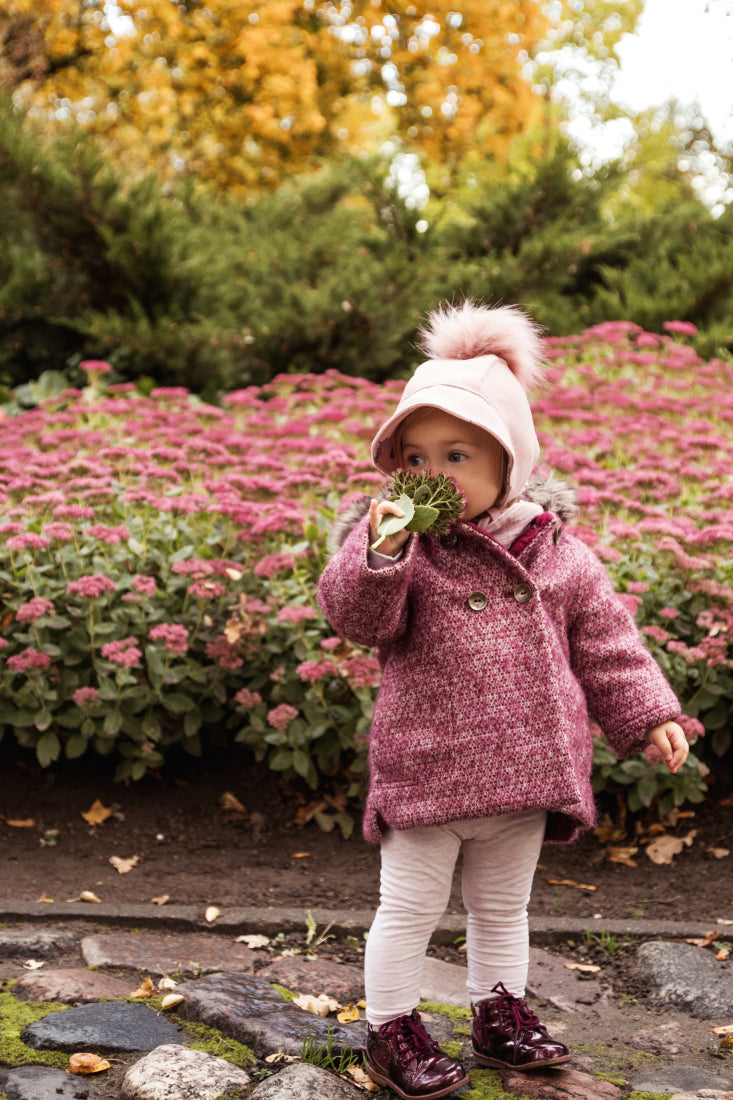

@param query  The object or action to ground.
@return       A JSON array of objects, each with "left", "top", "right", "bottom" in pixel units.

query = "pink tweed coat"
[{"left": 318, "top": 478, "right": 681, "bottom": 845}]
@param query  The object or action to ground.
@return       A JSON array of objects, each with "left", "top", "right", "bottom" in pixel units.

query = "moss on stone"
[
  {"left": 460, "top": 1067, "right": 535, "bottom": 1099},
  {"left": 175, "top": 1019, "right": 257, "bottom": 1069},
  {"left": 271, "top": 983, "right": 297, "bottom": 1003},
  {"left": 626, "top": 1093, "right": 675, "bottom": 1100},
  {"left": 438, "top": 1040, "right": 463, "bottom": 1059},
  {"left": 0, "top": 984, "right": 71, "bottom": 1069},
  {"left": 593, "top": 1071, "right": 628, "bottom": 1086},
  {"left": 417, "top": 1000, "right": 471, "bottom": 1019},
  {"left": 452, "top": 1024, "right": 472, "bottom": 1037}
]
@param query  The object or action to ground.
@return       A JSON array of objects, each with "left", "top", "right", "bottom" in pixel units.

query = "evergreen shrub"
[{"left": 1, "top": 326, "right": 731, "bottom": 823}]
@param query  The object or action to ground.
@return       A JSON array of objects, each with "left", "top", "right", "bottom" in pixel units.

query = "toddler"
[{"left": 318, "top": 301, "right": 688, "bottom": 1100}]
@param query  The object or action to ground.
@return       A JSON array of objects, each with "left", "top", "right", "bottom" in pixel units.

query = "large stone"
[
  {"left": 176, "top": 971, "right": 367, "bottom": 1058},
  {"left": 0, "top": 928, "right": 77, "bottom": 959},
  {"left": 0, "top": 1065, "right": 105, "bottom": 1100},
  {"left": 666, "top": 1093, "right": 733, "bottom": 1099},
  {"left": 249, "top": 1063, "right": 363, "bottom": 1099},
  {"left": 629, "top": 1065, "right": 733, "bottom": 1094},
  {"left": 13, "top": 967, "right": 135, "bottom": 1003},
  {"left": 120, "top": 1043, "right": 251, "bottom": 1100},
  {"left": 526, "top": 947, "right": 610, "bottom": 1013},
  {"left": 629, "top": 1022, "right": 684, "bottom": 1055},
  {"left": 258, "top": 955, "right": 364, "bottom": 1004},
  {"left": 420, "top": 957, "right": 468, "bottom": 1008},
  {"left": 500, "top": 1066, "right": 622, "bottom": 1099},
  {"left": 21, "top": 1000, "right": 185, "bottom": 1053},
  {"left": 81, "top": 931, "right": 256, "bottom": 977},
  {"left": 636, "top": 941, "right": 733, "bottom": 1017}
]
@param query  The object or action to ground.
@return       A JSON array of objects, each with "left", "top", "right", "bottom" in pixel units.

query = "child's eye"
[
  {"left": 406, "top": 454, "right": 425, "bottom": 466},
  {"left": 448, "top": 451, "right": 467, "bottom": 463}
]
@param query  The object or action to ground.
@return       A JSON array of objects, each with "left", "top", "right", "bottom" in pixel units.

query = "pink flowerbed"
[{"left": 1, "top": 326, "right": 731, "bottom": 815}]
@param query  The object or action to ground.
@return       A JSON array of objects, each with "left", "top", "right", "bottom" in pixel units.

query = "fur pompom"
[{"left": 418, "top": 300, "right": 545, "bottom": 392}]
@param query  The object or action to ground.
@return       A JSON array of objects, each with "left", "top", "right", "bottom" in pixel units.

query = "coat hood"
[
  {"left": 328, "top": 470, "right": 578, "bottom": 555},
  {"left": 371, "top": 302, "right": 545, "bottom": 507}
]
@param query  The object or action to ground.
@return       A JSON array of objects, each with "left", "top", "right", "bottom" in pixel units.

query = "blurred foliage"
[{"left": 0, "top": 102, "right": 731, "bottom": 396}]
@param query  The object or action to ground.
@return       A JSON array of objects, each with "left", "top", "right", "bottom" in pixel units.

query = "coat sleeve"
[
  {"left": 317, "top": 513, "right": 417, "bottom": 649},
  {"left": 566, "top": 539, "right": 681, "bottom": 758}
]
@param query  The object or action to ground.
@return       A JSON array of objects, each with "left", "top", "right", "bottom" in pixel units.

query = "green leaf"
[
  {"left": 162, "top": 693, "right": 195, "bottom": 713},
  {"left": 104, "top": 709, "right": 124, "bottom": 736},
  {"left": 141, "top": 710, "right": 162, "bottom": 740},
  {"left": 33, "top": 708, "right": 53, "bottom": 732},
  {"left": 406, "top": 504, "right": 440, "bottom": 533},
  {"left": 65, "top": 734, "right": 88, "bottom": 759},
  {"left": 36, "top": 731, "right": 61, "bottom": 767}
]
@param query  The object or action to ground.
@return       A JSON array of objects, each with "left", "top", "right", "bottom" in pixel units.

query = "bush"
[{"left": 1, "top": 323, "right": 731, "bottom": 820}]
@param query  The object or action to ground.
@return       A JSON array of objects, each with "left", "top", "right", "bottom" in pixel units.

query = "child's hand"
[
  {"left": 369, "top": 498, "right": 410, "bottom": 558},
  {"left": 646, "top": 721, "right": 689, "bottom": 773}
]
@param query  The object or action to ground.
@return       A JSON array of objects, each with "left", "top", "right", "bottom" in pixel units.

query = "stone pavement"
[{"left": 0, "top": 914, "right": 732, "bottom": 1100}]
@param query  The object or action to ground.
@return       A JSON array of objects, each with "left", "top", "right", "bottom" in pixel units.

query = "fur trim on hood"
[{"left": 327, "top": 471, "right": 578, "bottom": 555}]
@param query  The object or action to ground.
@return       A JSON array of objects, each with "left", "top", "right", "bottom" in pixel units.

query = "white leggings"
[{"left": 364, "top": 811, "right": 546, "bottom": 1026}]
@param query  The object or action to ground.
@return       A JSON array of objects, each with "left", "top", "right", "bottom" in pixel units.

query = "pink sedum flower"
[
  {"left": 101, "top": 638, "right": 142, "bottom": 667},
  {"left": 234, "top": 688, "right": 263, "bottom": 708},
  {"left": 267, "top": 704, "right": 299, "bottom": 730},
  {"left": 7, "top": 533, "right": 51, "bottom": 552},
  {"left": 148, "top": 623, "right": 189, "bottom": 656},
  {"left": 85, "top": 524, "right": 131, "bottom": 544},
  {"left": 132, "top": 575, "right": 158, "bottom": 595},
  {"left": 73, "top": 686, "right": 100, "bottom": 706},
  {"left": 16, "top": 598, "right": 55, "bottom": 623},
  {"left": 7, "top": 648, "right": 52, "bottom": 673},
  {"left": 189, "top": 579, "right": 226, "bottom": 600},
  {"left": 277, "top": 606, "right": 316, "bottom": 624},
  {"left": 80, "top": 359, "right": 113, "bottom": 373},
  {"left": 68, "top": 574, "right": 117, "bottom": 598}
]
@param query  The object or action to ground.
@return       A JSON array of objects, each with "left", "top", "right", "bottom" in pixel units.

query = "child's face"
[{"left": 399, "top": 409, "right": 506, "bottom": 520}]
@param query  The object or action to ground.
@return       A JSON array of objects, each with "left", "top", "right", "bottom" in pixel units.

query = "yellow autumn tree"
[{"left": 2, "top": 0, "right": 554, "bottom": 192}]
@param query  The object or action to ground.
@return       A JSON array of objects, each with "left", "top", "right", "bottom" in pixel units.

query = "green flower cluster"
[{"left": 371, "top": 471, "right": 465, "bottom": 550}]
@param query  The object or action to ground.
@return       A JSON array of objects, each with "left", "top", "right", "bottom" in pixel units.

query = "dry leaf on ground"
[
  {"left": 337, "top": 1003, "right": 361, "bottom": 1023},
  {"left": 81, "top": 800, "right": 112, "bottom": 826},
  {"left": 68, "top": 890, "right": 101, "bottom": 904},
  {"left": 67, "top": 1053, "right": 111, "bottom": 1075},
  {"left": 205, "top": 906, "right": 221, "bottom": 922},
  {"left": 291, "top": 852, "right": 310, "bottom": 859},
  {"left": 36, "top": 893, "right": 54, "bottom": 903},
  {"left": 130, "top": 977, "right": 156, "bottom": 999},
  {"left": 109, "top": 855, "right": 140, "bottom": 874},
  {"left": 151, "top": 894, "right": 170, "bottom": 906},
  {"left": 158, "top": 977, "right": 178, "bottom": 991},
  {"left": 564, "top": 962, "right": 601, "bottom": 973},
  {"left": 235, "top": 934, "right": 270, "bottom": 949},
  {"left": 711, "top": 1024, "right": 733, "bottom": 1036},
  {"left": 6, "top": 818, "right": 35, "bottom": 828},
  {"left": 682, "top": 931, "right": 717, "bottom": 948},
  {"left": 161, "top": 994, "right": 185, "bottom": 1010},
  {"left": 717, "top": 947, "right": 731, "bottom": 960},
  {"left": 607, "top": 846, "right": 639, "bottom": 867},
  {"left": 219, "top": 791, "right": 247, "bottom": 817},
  {"left": 593, "top": 822, "right": 626, "bottom": 845},
  {"left": 646, "top": 829, "right": 697, "bottom": 865},
  {"left": 292, "top": 993, "right": 341, "bottom": 1016},
  {"left": 344, "top": 1064, "right": 380, "bottom": 1091},
  {"left": 706, "top": 847, "right": 730, "bottom": 859},
  {"left": 547, "top": 878, "right": 597, "bottom": 891},
  {"left": 22, "top": 959, "right": 45, "bottom": 970}
]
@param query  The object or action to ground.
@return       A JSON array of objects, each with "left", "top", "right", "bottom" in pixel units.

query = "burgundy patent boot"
[
  {"left": 366, "top": 1009, "right": 469, "bottom": 1099},
  {"left": 471, "top": 982, "right": 570, "bottom": 1071}
]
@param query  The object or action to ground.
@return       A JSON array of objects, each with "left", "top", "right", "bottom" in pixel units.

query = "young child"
[{"left": 317, "top": 301, "right": 688, "bottom": 1100}]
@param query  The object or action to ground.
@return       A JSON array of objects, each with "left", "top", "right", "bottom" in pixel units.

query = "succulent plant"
[{"left": 371, "top": 470, "right": 465, "bottom": 550}]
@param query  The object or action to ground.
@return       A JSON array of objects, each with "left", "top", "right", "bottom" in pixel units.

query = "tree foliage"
[{"left": 1, "top": 0, "right": 552, "bottom": 192}]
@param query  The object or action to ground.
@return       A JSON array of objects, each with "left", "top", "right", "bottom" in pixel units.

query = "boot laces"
[
  {"left": 381, "top": 1012, "right": 439, "bottom": 1066},
  {"left": 490, "top": 982, "right": 542, "bottom": 1034}
]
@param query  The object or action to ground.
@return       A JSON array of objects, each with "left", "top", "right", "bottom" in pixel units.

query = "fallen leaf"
[
  {"left": 717, "top": 947, "right": 731, "bottom": 961},
  {"left": 36, "top": 893, "right": 54, "bottom": 903},
  {"left": 158, "top": 977, "right": 178, "bottom": 991},
  {"left": 291, "top": 852, "right": 310, "bottom": 859},
  {"left": 109, "top": 855, "right": 140, "bottom": 874},
  {"left": 6, "top": 818, "right": 35, "bottom": 828},
  {"left": 224, "top": 621, "right": 243, "bottom": 644},
  {"left": 607, "top": 845, "right": 639, "bottom": 867},
  {"left": 294, "top": 800, "right": 328, "bottom": 827},
  {"left": 357, "top": 999, "right": 367, "bottom": 1009},
  {"left": 646, "top": 829, "right": 697, "bottom": 865},
  {"left": 337, "top": 1003, "right": 361, "bottom": 1023},
  {"left": 205, "top": 906, "right": 221, "bottom": 922},
  {"left": 593, "top": 822, "right": 626, "bottom": 845},
  {"left": 69, "top": 890, "right": 101, "bottom": 904},
  {"left": 264, "top": 1053, "right": 300, "bottom": 1064},
  {"left": 292, "top": 993, "right": 341, "bottom": 1016},
  {"left": 219, "top": 791, "right": 247, "bottom": 817},
  {"left": 564, "top": 962, "right": 601, "bottom": 973},
  {"left": 22, "top": 959, "right": 45, "bottom": 970},
  {"left": 130, "top": 977, "right": 156, "bottom": 999},
  {"left": 720, "top": 1036, "right": 733, "bottom": 1052},
  {"left": 151, "top": 895, "right": 170, "bottom": 906},
  {"left": 547, "top": 878, "right": 597, "bottom": 891},
  {"left": 717, "top": 919, "right": 733, "bottom": 926},
  {"left": 67, "top": 1053, "right": 111, "bottom": 1076},
  {"left": 707, "top": 847, "right": 730, "bottom": 859},
  {"left": 81, "top": 800, "right": 112, "bottom": 826},
  {"left": 344, "top": 1064, "right": 380, "bottom": 1091},
  {"left": 161, "top": 994, "right": 185, "bottom": 1010},
  {"left": 225, "top": 568, "right": 243, "bottom": 581},
  {"left": 235, "top": 934, "right": 270, "bottom": 949},
  {"left": 711, "top": 1024, "right": 733, "bottom": 1036},
  {"left": 682, "top": 931, "right": 717, "bottom": 948}
]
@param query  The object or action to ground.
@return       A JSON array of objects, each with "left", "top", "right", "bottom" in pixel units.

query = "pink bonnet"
[{"left": 370, "top": 301, "right": 545, "bottom": 506}]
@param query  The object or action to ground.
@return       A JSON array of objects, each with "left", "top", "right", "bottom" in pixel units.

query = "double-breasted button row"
[
  {"left": 513, "top": 583, "right": 533, "bottom": 604},
  {"left": 468, "top": 585, "right": 533, "bottom": 610}
]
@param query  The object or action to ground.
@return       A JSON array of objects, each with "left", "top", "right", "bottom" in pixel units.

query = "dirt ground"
[{"left": 1, "top": 744, "right": 732, "bottom": 924}]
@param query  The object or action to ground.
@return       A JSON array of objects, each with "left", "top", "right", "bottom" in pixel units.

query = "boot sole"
[
  {"left": 472, "top": 1048, "right": 571, "bottom": 1071},
  {"left": 365, "top": 1060, "right": 469, "bottom": 1099}
]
